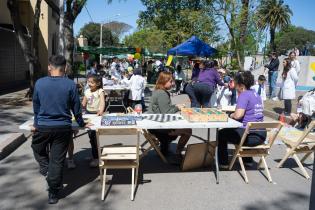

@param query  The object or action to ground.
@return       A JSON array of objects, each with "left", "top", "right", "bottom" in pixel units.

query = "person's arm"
[
  {"left": 70, "top": 84, "right": 85, "bottom": 127},
  {"left": 82, "top": 95, "right": 87, "bottom": 109},
  {"left": 97, "top": 90, "right": 105, "bottom": 116},
  {"left": 157, "top": 91, "right": 179, "bottom": 113},
  {"left": 230, "top": 108, "right": 245, "bottom": 120},
  {"left": 290, "top": 68, "right": 299, "bottom": 84},
  {"left": 230, "top": 92, "right": 248, "bottom": 120},
  {"left": 32, "top": 84, "right": 40, "bottom": 127},
  {"left": 214, "top": 70, "right": 225, "bottom": 86}
]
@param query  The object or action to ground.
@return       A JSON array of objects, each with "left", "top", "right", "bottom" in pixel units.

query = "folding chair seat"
[
  {"left": 96, "top": 128, "right": 140, "bottom": 201},
  {"left": 277, "top": 121, "right": 315, "bottom": 179},
  {"left": 229, "top": 122, "right": 283, "bottom": 183}
]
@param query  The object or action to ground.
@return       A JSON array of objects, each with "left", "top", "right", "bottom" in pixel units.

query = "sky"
[{"left": 74, "top": 0, "right": 315, "bottom": 38}]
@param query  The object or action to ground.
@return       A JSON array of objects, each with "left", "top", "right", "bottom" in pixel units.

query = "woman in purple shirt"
[
  {"left": 218, "top": 71, "right": 267, "bottom": 167},
  {"left": 186, "top": 60, "right": 226, "bottom": 108}
]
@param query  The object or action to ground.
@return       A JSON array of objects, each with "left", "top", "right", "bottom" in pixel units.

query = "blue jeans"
[
  {"left": 185, "top": 83, "right": 213, "bottom": 108},
  {"left": 268, "top": 71, "right": 278, "bottom": 98}
]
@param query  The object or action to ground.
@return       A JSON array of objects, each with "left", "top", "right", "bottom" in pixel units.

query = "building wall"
[{"left": 0, "top": 0, "right": 58, "bottom": 91}]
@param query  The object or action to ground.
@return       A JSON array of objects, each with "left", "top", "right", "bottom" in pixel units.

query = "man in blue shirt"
[{"left": 31, "top": 55, "right": 89, "bottom": 204}]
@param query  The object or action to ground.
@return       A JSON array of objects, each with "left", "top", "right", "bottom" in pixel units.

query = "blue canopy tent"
[{"left": 167, "top": 36, "right": 217, "bottom": 57}]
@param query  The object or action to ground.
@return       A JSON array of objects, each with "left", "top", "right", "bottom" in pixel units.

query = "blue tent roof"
[{"left": 167, "top": 36, "right": 217, "bottom": 57}]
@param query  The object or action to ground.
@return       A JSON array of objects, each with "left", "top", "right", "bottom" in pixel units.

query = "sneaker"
[
  {"left": 48, "top": 192, "right": 59, "bottom": 204},
  {"left": 272, "top": 97, "right": 279, "bottom": 101},
  {"left": 67, "top": 159, "right": 76, "bottom": 169},
  {"left": 89, "top": 159, "right": 99, "bottom": 168}
]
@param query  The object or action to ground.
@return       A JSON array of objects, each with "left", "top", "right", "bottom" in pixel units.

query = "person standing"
[
  {"left": 186, "top": 60, "right": 227, "bottom": 108},
  {"left": 289, "top": 51, "right": 301, "bottom": 75},
  {"left": 31, "top": 55, "right": 89, "bottom": 204},
  {"left": 280, "top": 58, "right": 299, "bottom": 115},
  {"left": 174, "top": 65, "right": 185, "bottom": 94},
  {"left": 264, "top": 52, "right": 279, "bottom": 99}
]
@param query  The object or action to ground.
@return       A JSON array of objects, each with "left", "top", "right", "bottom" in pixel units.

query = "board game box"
[
  {"left": 101, "top": 115, "right": 142, "bottom": 126},
  {"left": 181, "top": 108, "right": 228, "bottom": 122}
]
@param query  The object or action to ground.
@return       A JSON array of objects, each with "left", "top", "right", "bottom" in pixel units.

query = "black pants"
[
  {"left": 175, "top": 80, "right": 182, "bottom": 92},
  {"left": 148, "top": 129, "right": 177, "bottom": 156},
  {"left": 218, "top": 128, "right": 267, "bottom": 165},
  {"left": 185, "top": 83, "right": 214, "bottom": 108},
  {"left": 31, "top": 129, "right": 72, "bottom": 194},
  {"left": 88, "top": 130, "right": 98, "bottom": 159},
  {"left": 284, "top": 99, "right": 292, "bottom": 114}
]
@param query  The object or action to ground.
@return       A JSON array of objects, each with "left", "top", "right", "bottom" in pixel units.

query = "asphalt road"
[{"left": 0, "top": 90, "right": 312, "bottom": 210}]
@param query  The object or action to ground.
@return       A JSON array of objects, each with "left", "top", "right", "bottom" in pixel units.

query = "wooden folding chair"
[
  {"left": 126, "top": 107, "right": 168, "bottom": 163},
  {"left": 277, "top": 121, "right": 315, "bottom": 179},
  {"left": 96, "top": 128, "right": 140, "bottom": 201},
  {"left": 229, "top": 122, "right": 283, "bottom": 183}
]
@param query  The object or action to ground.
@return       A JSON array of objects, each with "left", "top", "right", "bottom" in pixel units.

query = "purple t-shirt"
[
  {"left": 198, "top": 68, "right": 224, "bottom": 87},
  {"left": 236, "top": 90, "right": 264, "bottom": 127}
]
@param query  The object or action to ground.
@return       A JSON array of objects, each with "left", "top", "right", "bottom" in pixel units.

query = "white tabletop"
[
  {"left": 103, "top": 85, "right": 129, "bottom": 91},
  {"left": 19, "top": 114, "right": 243, "bottom": 131}
]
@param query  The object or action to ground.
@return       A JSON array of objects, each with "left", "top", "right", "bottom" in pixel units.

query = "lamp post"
[{"left": 99, "top": 14, "right": 120, "bottom": 64}]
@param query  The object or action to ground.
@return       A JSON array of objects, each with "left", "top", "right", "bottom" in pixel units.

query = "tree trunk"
[
  {"left": 270, "top": 27, "right": 276, "bottom": 52},
  {"left": 64, "top": 16, "right": 74, "bottom": 78},
  {"left": 7, "top": 0, "right": 37, "bottom": 99},
  {"left": 33, "top": 0, "right": 42, "bottom": 79},
  {"left": 58, "top": 0, "right": 65, "bottom": 55},
  {"left": 238, "top": 0, "right": 249, "bottom": 69}
]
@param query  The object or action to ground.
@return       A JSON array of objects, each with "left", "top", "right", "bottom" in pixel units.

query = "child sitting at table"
[
  {"left": 128, "top": 68, "right": 146, "bottom": 109},
  {"left": 82, "top": 74, "right": 105, "bottom": 167},
  {"left": 148, "top": 71, "right": 192, "bottom": 160}
]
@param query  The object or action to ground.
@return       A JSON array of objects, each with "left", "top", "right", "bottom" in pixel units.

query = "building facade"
[{"left": 0, "top": 0, "right": 59, "bottom": 91}]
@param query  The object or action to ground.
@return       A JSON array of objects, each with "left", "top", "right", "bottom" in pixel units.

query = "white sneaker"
[
  {"left": 67, "top": 159, "right": 76, "bottom": 169},
  {"left": 272, "top": 97, "right": 279, "bottom": 101},
  {"left": 89, "top": 159, "right": 99, "bottom": 168}
]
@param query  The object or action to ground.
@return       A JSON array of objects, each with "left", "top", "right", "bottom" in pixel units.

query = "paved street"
[{"left": 0, "top": 90, "right": 312, "bottom": 210}]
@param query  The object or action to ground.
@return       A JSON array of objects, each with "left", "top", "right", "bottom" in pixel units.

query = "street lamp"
[{"left": 100, "top": 14, "right": 120, "bottom": 63}]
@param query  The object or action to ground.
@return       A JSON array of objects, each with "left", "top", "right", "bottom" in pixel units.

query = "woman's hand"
[{"left": 176, "top": 104, "right": 185, "bottom": 110}]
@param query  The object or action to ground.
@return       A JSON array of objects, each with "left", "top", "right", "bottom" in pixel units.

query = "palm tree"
[{"left": 256, "top": 0, "right": 292, "bottom": 51}]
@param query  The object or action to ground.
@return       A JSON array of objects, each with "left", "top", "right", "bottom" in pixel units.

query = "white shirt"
[
  {"left": 216, "top": 86, "right": 232, "bottom": 106},
  {"left": 291, "top": 59, "right": 300, "bottom": 75},
  {"left": 252, "top": 83, "right": 267, "bottom": 101},
  {"left": 128, "top": 75, "right": 145, "bottom": 101},
  {"left": 174, "top": 70, "right": 186, "bottom": 81},
  {"left": 84, "top": 88, "right": 104, "bottom": 112}
]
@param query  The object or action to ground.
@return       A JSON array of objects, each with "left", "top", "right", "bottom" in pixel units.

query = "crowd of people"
[{"left": 30, "top": 50, "right": 314, "bottom": 204}]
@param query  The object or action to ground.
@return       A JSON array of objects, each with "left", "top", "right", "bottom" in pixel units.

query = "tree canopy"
[
  {"left": 256, "top": 0, "right": 292, "bottom": 51},
  {"left": 78, "top": 22, "right": 119, "bottom": 47},
  {"left": 123, "top": 28, "right": 171, "bottom": 53},
  {"left": 103, "top": 21, "right": 132, "bottom": 39},
  {"left": 137, "top": 0, "right": 219, "bottom": 47},
  {"left": 275, "top": 25, "right": 315, "bottom": 55}
]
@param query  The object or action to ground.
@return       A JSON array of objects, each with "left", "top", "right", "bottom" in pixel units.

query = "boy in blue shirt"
[{"left": 31, "top": 55, "right": 89, "bottom": 204}]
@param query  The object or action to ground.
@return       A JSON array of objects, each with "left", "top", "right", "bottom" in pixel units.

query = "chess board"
[
  {"left": 143, "top": 114, "right": 183, "bottom": 122},
  {"left": 181, "top": 108, "right": 228, "bottom": 122}
]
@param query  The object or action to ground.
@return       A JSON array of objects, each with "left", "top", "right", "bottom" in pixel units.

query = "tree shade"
[{"left": 167, "top": 36, "right": 217, "bottom": 57}]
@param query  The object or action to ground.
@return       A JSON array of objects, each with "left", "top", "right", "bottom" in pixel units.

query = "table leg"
[{"left": 215, "top": 128, "right": 219, "bottom": 184}]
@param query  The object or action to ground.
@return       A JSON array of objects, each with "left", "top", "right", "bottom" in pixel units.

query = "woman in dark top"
[
  {"left": 218, "top": 71, "right": 267, "bottom": 167},
  {"left": 148, "top": 72, "right": 192, "bottom": 157},
  {"left": 186, "top": 60, "right": 227, "bottom": 108}
]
